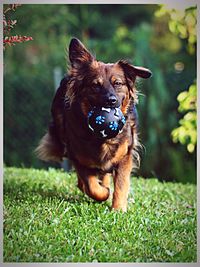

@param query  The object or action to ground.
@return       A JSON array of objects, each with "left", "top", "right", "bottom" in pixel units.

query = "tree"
[{"left": 3, "top": 4, "right": 33, "bottom": 49}]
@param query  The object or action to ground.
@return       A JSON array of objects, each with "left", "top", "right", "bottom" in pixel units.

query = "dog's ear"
[
  {"left": 118, "top": 60, "right": 152, "bottom": 80},
  {"left": 69, "top": 38, "right": 94, "bottom": 68}
]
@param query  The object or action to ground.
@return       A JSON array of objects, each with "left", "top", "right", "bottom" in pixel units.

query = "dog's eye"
[{"left": 114, "top": 80, "right": 123, "bottom": 87}]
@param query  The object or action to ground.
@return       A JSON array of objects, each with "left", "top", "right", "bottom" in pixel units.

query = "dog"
[{"left": 36, "top": 38, "right": 152, "bottom": 212}]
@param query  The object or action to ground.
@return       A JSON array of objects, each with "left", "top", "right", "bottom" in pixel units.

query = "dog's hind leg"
[{"left": 77, "top": 175, "right": 86, "bottom": 193}]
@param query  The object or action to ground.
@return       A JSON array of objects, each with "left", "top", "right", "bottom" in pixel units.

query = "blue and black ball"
[{"left": 87, "top": 107, "right": 126, "bottom": 139}]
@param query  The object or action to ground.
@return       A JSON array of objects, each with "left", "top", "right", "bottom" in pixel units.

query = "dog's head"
[{"left": 67, "top": 38, "right": 152, "bottom": 115}]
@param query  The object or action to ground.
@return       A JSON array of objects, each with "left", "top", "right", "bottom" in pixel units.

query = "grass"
[{"left": 3, "top": 167, "right": 197, "bottom": 262}]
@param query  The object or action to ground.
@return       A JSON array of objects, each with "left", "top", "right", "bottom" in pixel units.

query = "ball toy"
[{"left": 87, "top": 106, "right": 126, "bottom": 139}]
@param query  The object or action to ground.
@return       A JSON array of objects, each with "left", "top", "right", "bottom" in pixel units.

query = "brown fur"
[{"left": 36, "top": 38, "right": 152, "bottom": 211}]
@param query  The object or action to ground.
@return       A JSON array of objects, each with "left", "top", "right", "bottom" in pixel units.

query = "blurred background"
[{"left": 3, "top": 4, "right": 197, "bottom": 183}]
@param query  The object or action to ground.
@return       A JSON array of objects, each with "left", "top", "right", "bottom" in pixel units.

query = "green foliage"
[
  {"left": 156, "top": 5, "right": 197, "bottom": 154},
  {"left": 172, "top": 82, "right": 197, "bottom": 153},
  {"left": 155, "top": 5, "right": 196, "bottom": 54},
  {"left": 4, "top": 167, "right": 197, "bottom": 262},
  {"left": 153, "top": 4, "right": 196, "bottom": 176}
]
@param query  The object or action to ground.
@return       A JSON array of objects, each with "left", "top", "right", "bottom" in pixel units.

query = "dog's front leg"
[
  {"left": 100, "top": 173, "right": 110, "bottom": 189},
  {"left": 74, "top": 163, "right": 110, "bottom": 202},
  {"left": 112, "top": 153, "right": 133, "bottom": 212}
]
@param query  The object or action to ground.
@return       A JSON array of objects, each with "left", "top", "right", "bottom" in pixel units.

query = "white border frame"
[{"left": 1, "top": 1, "right": 199, "bottom": 266}]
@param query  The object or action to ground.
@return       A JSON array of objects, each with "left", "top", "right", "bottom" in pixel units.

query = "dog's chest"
[
  {"left": 65, "top": 107, "right": 131, "bottom": 171},
  {"left": 71, "top": 138, "right": 129, "bottom": 171}
]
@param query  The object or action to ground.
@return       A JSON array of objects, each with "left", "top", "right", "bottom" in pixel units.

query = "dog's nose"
[{"left": 107, "top": 95, "right": 117, "bottom": 107}]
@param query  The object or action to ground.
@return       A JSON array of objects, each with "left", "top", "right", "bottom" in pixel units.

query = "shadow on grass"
[
  {"left": 3, "top": 177, "right": 112, "bottom": 211},
  {"left": 3, "top": 179, "right": 93, "bottom": 205}
]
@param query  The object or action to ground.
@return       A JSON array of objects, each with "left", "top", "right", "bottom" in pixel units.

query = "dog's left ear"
[
  {"left": 118, "top": 60, "right": 152, "bottom": 80},
  {"left": 69, "top": 38, "right": 94, "bottom": 68}
]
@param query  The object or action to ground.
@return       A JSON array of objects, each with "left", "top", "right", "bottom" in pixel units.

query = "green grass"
[{"left": 3, "top": 167, "right": 197, "bottom": 262}]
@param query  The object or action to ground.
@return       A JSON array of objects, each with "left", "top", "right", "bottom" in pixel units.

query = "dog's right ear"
[
  {"left": 118, "top": 60, "right": 152, "bottom": 80},
  {"left": 69, "top": 38, "right": 94, "bottom": 68}
]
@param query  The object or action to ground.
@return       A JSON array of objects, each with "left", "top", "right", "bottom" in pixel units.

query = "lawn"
[{"left": 3, "top": 167, "right": 197, "bottom": 262}]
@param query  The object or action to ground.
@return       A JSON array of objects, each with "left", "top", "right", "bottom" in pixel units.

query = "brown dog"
[{"left": 36, "top": 38, "right": 152, "bottom": 211}]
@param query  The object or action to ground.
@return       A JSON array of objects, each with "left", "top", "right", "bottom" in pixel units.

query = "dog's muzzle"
[{"left": 102, "top": 93, "right": 120, "bottom": 108}]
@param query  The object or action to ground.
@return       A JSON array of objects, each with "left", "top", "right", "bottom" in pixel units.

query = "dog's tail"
[{"left": 35, "top": 131, "right": 63, "bottom": 163}]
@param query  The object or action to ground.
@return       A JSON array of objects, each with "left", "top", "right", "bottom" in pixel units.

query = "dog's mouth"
[
  {"left": 80, "top": 93, "right": 129, "bottom": 119},
  {"left": 80, "top": 91, "right": 125, "bottom": 118}
]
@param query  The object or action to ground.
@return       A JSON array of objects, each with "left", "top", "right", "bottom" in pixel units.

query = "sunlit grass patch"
[{"left": 3, "top": 167, "right": 197, "bottom": 262}]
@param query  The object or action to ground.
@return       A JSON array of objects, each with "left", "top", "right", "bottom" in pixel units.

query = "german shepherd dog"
[{"left": 36, "top": 38, "right": 152, "bottom": 212}]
